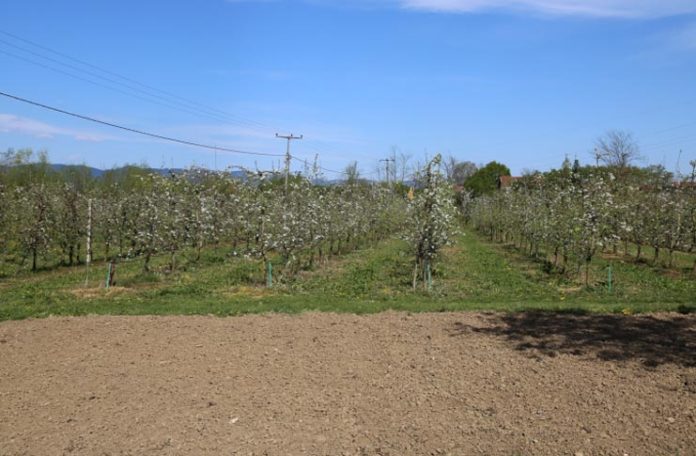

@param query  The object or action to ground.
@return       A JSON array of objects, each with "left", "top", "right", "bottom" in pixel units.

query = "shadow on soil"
[{"left": 450, "top": 310, "right": 696, "bottom": 368}]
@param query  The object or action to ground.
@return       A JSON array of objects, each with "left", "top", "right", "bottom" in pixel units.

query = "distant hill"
[
  {"left": 50, "top": 164, "right": 106, "bottom": 178},
  {"left": 3, "top": 163, "right": 366, "bottom": 185},
  {"left": 48, "top": 164, "right": 250, "bottom": 180}
]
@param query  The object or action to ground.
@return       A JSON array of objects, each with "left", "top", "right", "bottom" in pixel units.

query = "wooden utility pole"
[
  {"left": 379, "top": 158, "right": 395, "bottom": 185},
  {"left": 275, "top": 133, "right": 303, "bottom": 193}
]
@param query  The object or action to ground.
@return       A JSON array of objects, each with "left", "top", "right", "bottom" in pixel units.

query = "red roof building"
[{"left": 498, "top": 175, "right": 521, "bottom": 190}]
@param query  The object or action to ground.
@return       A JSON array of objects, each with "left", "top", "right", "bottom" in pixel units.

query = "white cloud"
[
  {"left": 227, "top": 0, "right": 696, "bottom": 18},
  {"left": 0, "top": 113, "right": 113, "bottom": 142},
  {"left": 400, "top": 0, "right": 696, "bottom": 18}
]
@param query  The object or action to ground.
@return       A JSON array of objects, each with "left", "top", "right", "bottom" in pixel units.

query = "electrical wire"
[
  {"left": 0, "top": 47, "right": 243, "bottom": 126},
  {"left": 0, "top": 30, "right": 424, "bottom": 176},
  {"left": 2, "top": 29, "right": 692, "bottom": 175},
  {"left": 0, "top": 29, "right": 358, "bottom": 161},
  {"left": 0, "top": 90, "right": 285, "bottom": 157},
  {"left": 0, "top": 29, "right": 271, "bottom": 131}
]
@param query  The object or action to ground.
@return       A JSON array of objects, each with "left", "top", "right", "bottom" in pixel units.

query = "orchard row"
[
  {"left": 465, "top": 166, "right": 696, "bottom": 283},
  {"left": 0, "top": 154, "right": 457, "bottom": 288}
]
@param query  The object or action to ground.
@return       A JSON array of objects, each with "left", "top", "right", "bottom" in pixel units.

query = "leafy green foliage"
[{"left": 464, "top": 161, "right": 511, "bottom": 196}]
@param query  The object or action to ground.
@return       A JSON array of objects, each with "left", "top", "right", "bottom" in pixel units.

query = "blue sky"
[{"left": 1, "top": 0, "right": 695, "bottom": 177}]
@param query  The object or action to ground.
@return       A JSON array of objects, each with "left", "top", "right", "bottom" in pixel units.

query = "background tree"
[
  {"left": 450, "top": 160, "right": 478, "bottom": 185},
  {"left": 595, "top": 130, "right": 642, "bottom": 169},
  {"left": 344, "top": 161, "right": 360, "bottom": 185},
  {"left": 14, "top": 184, "right": 55, "bottom": 271},
  {"left": 464, "top": 161, "right": 511, "bottom": 196},
  {"left": 394, "top": 150, "right": 412, "bottom": 184}
]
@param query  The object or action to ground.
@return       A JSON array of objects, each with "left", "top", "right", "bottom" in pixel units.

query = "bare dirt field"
[{"left": 1, "top": 311, "right": 695, "bottom": 456}]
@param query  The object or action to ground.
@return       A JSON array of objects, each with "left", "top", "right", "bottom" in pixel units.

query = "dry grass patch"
[{"left": 69, "top": 286, "right": 132, "bottom": 299}]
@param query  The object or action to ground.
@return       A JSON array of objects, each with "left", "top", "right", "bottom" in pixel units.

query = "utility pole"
[
  {"left": 594, "top": 147, "right": 601, "bottom": 167},
  {"left": 275, "top": 133, "right": 303, "bottom": 193},
  {"left": 676, "top": 149, "right": 682, "bottom": 179},
  {"left": 379, "top": 158, "right": 395, "bottom": 185}
]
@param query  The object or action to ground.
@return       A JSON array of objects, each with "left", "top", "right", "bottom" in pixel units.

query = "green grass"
[{"left": 0, "top": 228, "right": 694, "bottom": 321}]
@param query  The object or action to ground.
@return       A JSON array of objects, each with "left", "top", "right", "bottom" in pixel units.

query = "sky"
[{"left": 0, "top": 0, "right": 695, "bottom": 178}]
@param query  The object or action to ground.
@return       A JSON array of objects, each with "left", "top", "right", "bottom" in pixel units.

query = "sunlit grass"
[{"left": 0, "top": 228, "right": 694, "bottom": 321}]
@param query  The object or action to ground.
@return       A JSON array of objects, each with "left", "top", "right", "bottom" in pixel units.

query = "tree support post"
[
  {"left": 425, "top": 260, "right": 432, "bottom": 291},
  {"left": 266, "top": 261, "right": 273, "bottom": 288},
  {"left": 105, "top": 261, "right": 116, "bottom": 289}
]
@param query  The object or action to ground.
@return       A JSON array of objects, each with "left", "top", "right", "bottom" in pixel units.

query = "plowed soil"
[{"left": 1, "top": 311, "right": 695, "bottom": 455}]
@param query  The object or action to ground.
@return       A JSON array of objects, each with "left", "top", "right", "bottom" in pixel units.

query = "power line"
[
  {"left": 0, "top": 37, "right": 236, "bottom": 124},
  {"left": 0, "top": 88, "right": 367, "bottom": 176},
  {"left": 642, "top": 132, "right": 696, "bottom": 150},
  {"left": 0, "top": 29, "right": 356, "bottom": 160},
  {"left": 312, "top": 163, "right": 348, "bottom": 175},
  {"left": 272, "top": 161, "right": 370, "bottom": 178},
  {"left": 2, "top": 30, "right": 691, "bottom": 175},
  {"left": 649, "top": 121, "right": 696, "bottom": 136},
  {"left": 0, "top": 90, "right": 284, "bottom": 158},
  {"left": 0, "top": 31, "right": 393, "bottom": 176},
  {"left": 0, "top": 29, "right": 271, "bottom": 131},
  {"left": 0, "top": 45, "right": 356, "bottom": 169},
  {"left": 287, "top": 154, "right": 355, "bottom": 176},
  {"left": 0, "top": 48, "right": 239, "bottom": 124}
]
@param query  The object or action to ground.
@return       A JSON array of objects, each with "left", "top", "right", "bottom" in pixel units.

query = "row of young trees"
[
  {"left": 0, "top": 152, "right": 406, "bottom": 279},
  {"left": 1, "top": 150, "right": 458, "bottom": 288},
  {"left": 464, "top": 164, "right": 696, "bottom": 284}
]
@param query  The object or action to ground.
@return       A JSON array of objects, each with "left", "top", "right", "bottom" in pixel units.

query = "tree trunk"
[
  {"left": 107, "top": 261, "right": 116, "bottom": 287},
  {"left": 143, "top": 251, "right": 152, "bottom": 272},
  {"left": 196, "top": 238, "right": 203, "bottom": 262}
]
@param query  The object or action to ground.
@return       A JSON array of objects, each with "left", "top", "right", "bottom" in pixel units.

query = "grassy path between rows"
[{"left": 0, "top": 228, "right": 694, "bottom": 321}]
